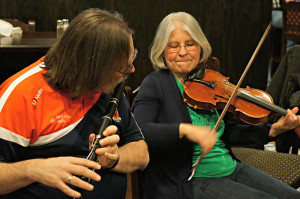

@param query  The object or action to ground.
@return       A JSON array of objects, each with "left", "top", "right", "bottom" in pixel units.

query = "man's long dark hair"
[{"left": 43, "top": 8, "right": 133, "bottom": 98}]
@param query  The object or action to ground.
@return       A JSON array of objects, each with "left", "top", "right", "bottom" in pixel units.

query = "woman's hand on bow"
[{"left": 179, "top": 123, "right": 217, "bottom": 155}]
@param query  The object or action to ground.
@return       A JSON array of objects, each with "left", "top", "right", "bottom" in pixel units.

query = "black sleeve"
[
  {"left": 131, "top": 73, "right": 182, "bottom": 155},
  {"left": 223, "top": 113, "right": 274, "bottom": 147},
  {"left": 0, "top": 138, "right": 27, "bottom": 162}
]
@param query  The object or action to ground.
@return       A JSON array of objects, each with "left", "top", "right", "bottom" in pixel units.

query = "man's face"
[{"left": 103, "top": 36, "right": 135, "bottom": 94}]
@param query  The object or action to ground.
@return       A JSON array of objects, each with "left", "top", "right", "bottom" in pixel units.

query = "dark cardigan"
[{"left": 132, "top": 69, "right": 273, "bottom": 199}]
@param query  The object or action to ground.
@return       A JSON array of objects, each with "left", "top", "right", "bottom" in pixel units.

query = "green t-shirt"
[{"left": 175, "top": 77, "right": 236, "bottom": 177}]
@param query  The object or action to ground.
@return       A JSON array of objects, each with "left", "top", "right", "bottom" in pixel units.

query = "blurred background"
[{"left": 0, "top": 0, "right": 271, "bottom": 91}]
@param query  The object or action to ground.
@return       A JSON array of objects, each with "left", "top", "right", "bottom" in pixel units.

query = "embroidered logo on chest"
[
  {"left": 50, "top": 114, "right": 71, "bottom": 123},
  {"left": 113, "top": 108, "right": 121, "bottom": 122}
]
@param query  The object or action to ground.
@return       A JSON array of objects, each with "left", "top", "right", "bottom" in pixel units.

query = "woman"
[{"left": 132, "top": 12, "right": 300, "bottom": 199}]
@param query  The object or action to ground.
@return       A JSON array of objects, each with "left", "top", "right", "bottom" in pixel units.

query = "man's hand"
[
  {"left": 89, "top": 125, "right": 120, "bottom": 169},
  {"left": 26, "top": 157, "right": 101, "bottom": 198}
]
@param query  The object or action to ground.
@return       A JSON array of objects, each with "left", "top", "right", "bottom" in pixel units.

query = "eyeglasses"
[
  {"left": 116, "top": 49, "right": 138, "bottom": 77},
  {"left": 166, "top": 40, "right": 199, "bottom": 53}
]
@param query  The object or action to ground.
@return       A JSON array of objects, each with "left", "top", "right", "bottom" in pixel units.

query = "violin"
[
  {"left": 183, "top": 67, "right": 288, "bottom": 125},
  {"left": 185, "top": 23, "right": 300, "bottom": 180}
]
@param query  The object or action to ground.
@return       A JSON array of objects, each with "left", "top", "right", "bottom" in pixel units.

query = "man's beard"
[{"left": 102, "top": 77, "right": 125, "bottom": 94}]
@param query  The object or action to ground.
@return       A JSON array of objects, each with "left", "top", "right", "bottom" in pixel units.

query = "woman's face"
[{"left": 163, "top": 27, "right": 201, "bottom": 80}]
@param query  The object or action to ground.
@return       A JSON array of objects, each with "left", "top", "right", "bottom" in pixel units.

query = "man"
[{"left": 0, "top": 8, "right": 149, "bottom": 199}]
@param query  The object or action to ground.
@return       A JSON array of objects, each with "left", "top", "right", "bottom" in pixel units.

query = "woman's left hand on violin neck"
[{"left": 269, "top": 107, "right": 300, "bottom": 137}]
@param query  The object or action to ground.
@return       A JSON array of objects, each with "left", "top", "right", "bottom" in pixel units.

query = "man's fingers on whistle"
[
  {"left": 102, "top": 125, "right": 118, "bottom": 136},
  {"left": 99, "top": 135, "right": 120, "bottom": 147},
  {"left": 104, "top": 153, "right": 119, "bottom": 160},
  {"left": 68, "top": 158, "right": 101, "bottom": 171},
  {"left": 68, "top": 175, "right": 95, "bottom": 192},
  {"left": 95, "top": 147, "right": 114, "bottom": 155},
  {"left": 89, "top": 134, "right": 95, "bottom": 142},
  {"left": 58, "top": 182, "right": 81, "bottom": 198},
  {"left": 68, "top": 167, "right": 101, "bottom": 183}
]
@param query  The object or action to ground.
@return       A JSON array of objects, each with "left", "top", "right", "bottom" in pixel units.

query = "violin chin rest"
[{"left": 186, "top": 67, "right": 206, "bottom": 81}]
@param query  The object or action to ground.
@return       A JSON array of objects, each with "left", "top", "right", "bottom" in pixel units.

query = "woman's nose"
[{"left": 178, "top": 46, "right": 188, "bottom": 56}]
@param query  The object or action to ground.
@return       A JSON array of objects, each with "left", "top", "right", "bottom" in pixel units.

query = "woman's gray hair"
[{"left": 150, "top": 12, "right": 212, "bottom": 71}]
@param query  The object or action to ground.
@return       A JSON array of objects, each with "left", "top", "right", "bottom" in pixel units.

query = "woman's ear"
[
  {"left": 162, "top": 55, "right": 167, "bottom": 67},
  {"left": 199, "top": 47, "right": 203, "bottom": 63}
]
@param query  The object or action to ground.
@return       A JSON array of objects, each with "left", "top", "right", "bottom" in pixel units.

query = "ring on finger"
[{"left": 67, "top": 174, "right": 73, "bottom": 184}]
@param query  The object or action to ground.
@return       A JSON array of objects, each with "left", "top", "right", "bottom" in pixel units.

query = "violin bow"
[{"left": 188, "top": 22, "right": 272, "bottom": 181}]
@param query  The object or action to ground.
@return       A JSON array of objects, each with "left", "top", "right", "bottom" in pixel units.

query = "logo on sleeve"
[{"left": 32, "top": 88, "right": 43, "bottom": 105}]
